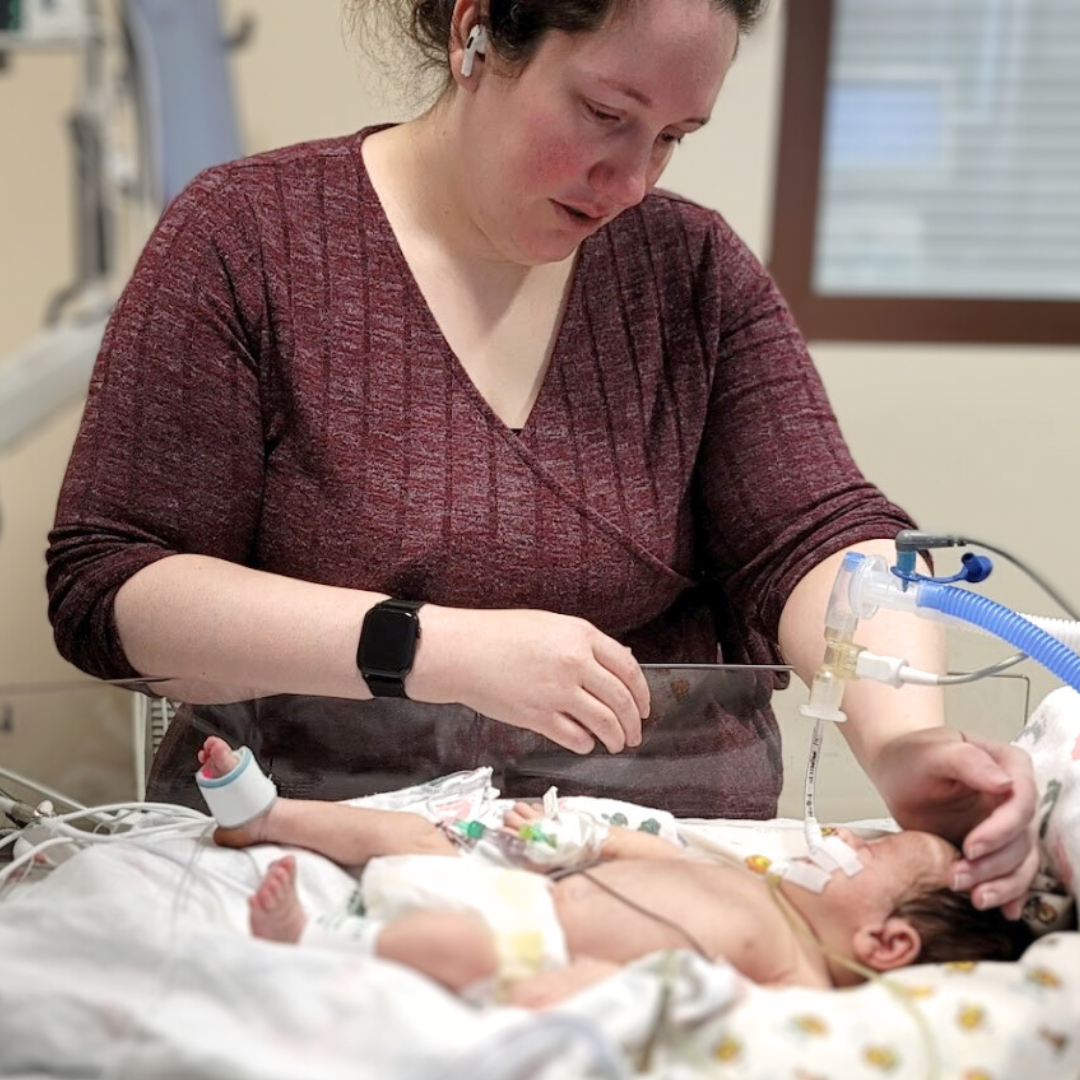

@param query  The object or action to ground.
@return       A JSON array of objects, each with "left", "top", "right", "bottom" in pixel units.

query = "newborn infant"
[{"left": 198, "top": 736, "right": 1032, "bottom": 1005}]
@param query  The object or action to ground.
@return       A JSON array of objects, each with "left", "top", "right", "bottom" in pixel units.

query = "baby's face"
[{"left": 815, "top": 828, "right": 961, "bottom": 920}]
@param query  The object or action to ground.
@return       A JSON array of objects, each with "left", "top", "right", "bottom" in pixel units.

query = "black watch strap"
[
  {"left": 377, "top": 599, "right": 426, "bottom": 614},
  {"left": 363, "top": 672, "right": 410, "bottom": 698},
  {"left": 358, "top": 598, "right": 426, "bottom": 699}
]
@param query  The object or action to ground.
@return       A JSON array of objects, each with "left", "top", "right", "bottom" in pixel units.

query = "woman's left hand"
[{"left": 871, "top": 726, "right": 1039, "bottom": 918}]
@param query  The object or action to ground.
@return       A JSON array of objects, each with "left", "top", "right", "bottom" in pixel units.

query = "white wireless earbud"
[{"left": 461, "top": 24, "right": 489, "bottom": 77}]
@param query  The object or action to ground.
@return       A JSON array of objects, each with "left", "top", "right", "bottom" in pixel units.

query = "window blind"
[{"left": 813, "top": 0, "right": 1080, "bottom": 300}]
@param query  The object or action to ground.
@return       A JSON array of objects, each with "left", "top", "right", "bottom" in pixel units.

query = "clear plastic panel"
[{"left": 0, "top": 665, "right": 1032, "bottom": 828}]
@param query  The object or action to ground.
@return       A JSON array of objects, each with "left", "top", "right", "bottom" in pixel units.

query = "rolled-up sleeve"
[
  {"left": 47, "top": 169, "right": 268, "bottom": 679},
  {"left": 694, "top": 219, "right": 916, "bottom": 653}
]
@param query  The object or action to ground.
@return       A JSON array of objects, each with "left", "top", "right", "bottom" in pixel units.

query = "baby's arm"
[
  {"left": 599, "top": 825, "right": 687, "bottom": 861},
  {"left": 503, "top": 802, "right": 686, "bottom": 862}
]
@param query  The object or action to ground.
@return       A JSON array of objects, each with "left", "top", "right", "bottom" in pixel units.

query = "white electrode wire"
[
  {"left": 0, "top": 802, "right": 212, "bottom": 870},
  {"left": 855, "top": 650, "right": 1029, "bottom": 689},
  {"left": 803, "top": 719, "right": 826, "bottom": 853},
  {"left": 46, "top": 817, "right": 210, "bottom": 844},
  {"left": 928, "top": 652, "right": 1027, "bottom": 684},
  {"left": 0, "top": 803, "right": 209, "bottom": 850},
  {"left": 0, "top": 811, "right": 250, "bottom": 899},
  {"left": 0, "top": 830, "right": 23, "bottom": 857},
  {"left": 898, "top": 655, "right": 1026, "bottom": 687},
  {"left": 44, "top": 801, "right": 209, "bottom": 824}
]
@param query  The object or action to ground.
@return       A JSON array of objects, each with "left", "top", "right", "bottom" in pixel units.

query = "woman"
[{"left": 47, "top": 0, "right": 1037, "bottom": 915}]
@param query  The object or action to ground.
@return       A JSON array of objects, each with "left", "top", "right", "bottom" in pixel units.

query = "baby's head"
[
  {"left": 890, "top": 884, "right": 1034, "bottom": 966},
  {"left": 781, "top": 829, "right": 1034, "bottom": 984}
]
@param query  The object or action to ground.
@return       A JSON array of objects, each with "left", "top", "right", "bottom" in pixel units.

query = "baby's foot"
[
  {"left": 250, "top": 856, "right": 306, "bottom": 944},
  {"left": 197, "top": 735, "right": 276, "bottom": 847},
  {"left": 197, "top": 735, "right": 241, "bottom": 779}
]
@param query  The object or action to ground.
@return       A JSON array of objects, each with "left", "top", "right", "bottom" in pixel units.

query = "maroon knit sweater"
[{"left": 47, "top": 128, "right": 915, "bottom": 815}]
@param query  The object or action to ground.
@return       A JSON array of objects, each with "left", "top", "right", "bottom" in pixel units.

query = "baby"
[{"left": 198, "top": 737, "right": 1031, "bottom": 1006}]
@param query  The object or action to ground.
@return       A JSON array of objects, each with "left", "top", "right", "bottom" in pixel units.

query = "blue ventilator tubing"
[{"left": 917, "top": 582, "right": 1080, "bottom": 693}]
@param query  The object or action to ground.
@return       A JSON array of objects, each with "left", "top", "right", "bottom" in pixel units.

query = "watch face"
[{"left": 361, "top": 607, "right": 421, "bottom": 679}]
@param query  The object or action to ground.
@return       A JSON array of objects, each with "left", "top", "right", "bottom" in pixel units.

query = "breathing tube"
[
  {"left": 797, "top": 537, "right": 1080, "bottom": 857},
  {"left": 915, "top": 583, "right": 1080, "bottom": 694},
  {"left": 837, "top": 550, "right": 1080, "bottom": 695}
]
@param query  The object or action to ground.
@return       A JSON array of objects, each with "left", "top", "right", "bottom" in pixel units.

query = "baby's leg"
[
  {"left": 250, "top": 855, "right": 307, "bottom": 943},
  {"left": 250, "top": 853, "right": 496, "bottom": 989},
  {"left": 199, "top": 736, "right": 456, "bottom": 863},
  {"left": 377, "top": 911, "right": 499, "bottom": 993}
]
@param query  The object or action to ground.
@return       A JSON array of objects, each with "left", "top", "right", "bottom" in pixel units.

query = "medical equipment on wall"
[
  {"left": 797, "top": 529, "right": 1080, "bottom": 850},
  {"left": 0, "top": 0, "right": 92, "bottom": 43},
  {"left": 0, "top": 0, "right": 248, "bottom": 453}
]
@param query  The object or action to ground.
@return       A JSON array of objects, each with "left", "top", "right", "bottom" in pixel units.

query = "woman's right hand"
[{"left": 411, "top": 607, "right": 649, "bottom": 754}]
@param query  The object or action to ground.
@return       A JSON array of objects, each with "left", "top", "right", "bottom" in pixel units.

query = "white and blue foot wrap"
[{"left": 195, "top": 746, "right": 277, "bottom": 829}]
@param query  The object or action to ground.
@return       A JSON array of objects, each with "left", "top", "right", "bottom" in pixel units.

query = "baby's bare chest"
[{"left": 552, "top": 861, "right": 791, "bottom": 973}]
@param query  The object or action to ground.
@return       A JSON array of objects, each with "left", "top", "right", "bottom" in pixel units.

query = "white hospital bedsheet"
[{"left": 2, "top": 825, "right": 1077, "bottom": 1079}]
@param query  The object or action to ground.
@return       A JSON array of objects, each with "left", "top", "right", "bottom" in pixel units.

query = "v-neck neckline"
[{"left": 355, "top": 125, "right": 588, "bottom": 439}]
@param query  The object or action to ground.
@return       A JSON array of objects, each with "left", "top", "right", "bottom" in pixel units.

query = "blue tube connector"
[{"left": 917, "top": 583, "right": 1080, "bottom": 694}]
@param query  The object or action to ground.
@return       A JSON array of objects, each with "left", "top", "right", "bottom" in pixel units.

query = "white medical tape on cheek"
[
  {"left": 819, "top": 835, "right": 864, "bottom": 876},
  {"left": 772, "top": 859, "right": 831, "bottom": 893},
  {"left": 808, "top": 845, "right": 840, "bottom": 873}
]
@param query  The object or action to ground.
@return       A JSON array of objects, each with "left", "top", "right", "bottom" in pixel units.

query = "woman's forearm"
[
  {"left": 114, "top": 556, "right": 650, "bottom": 753},
  {"left": 778, "top": 539, "right": 947, "bottom": 772},
  {"left": 114, "top": 553, "right": 452, "bottom": 703}
]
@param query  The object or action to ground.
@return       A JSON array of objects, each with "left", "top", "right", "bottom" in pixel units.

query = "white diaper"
[{"left": 304, "top": 854, "right": 569, "bottom": 987}]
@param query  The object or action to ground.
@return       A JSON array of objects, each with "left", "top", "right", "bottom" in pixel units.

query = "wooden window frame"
[{"left": 768, "top": 0, "right": 1080, "bottom": 345}]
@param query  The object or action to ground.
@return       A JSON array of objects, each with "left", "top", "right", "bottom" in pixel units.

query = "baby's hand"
[
  {"left": 498, "top": 802, "right": 609, "bottom": 870},
  {"left": 503, "top": 801, "right": 545, "bottom": 830}
]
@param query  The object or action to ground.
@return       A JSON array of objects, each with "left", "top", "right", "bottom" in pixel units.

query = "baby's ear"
[{"left": 853, "top": 918, "right": 922, "bottom": 972}]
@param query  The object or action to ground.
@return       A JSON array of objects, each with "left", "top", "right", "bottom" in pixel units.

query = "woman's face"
[{"left": 456, "top": 0, "right": 740, "bottom": 265}]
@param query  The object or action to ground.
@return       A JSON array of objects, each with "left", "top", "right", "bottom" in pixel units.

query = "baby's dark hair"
[
  {"left": 347, "top": 0, "right": 768, "bottom": 76},
  {"left": 894, "top": 888, "right": 1035, "bottom": 966}
]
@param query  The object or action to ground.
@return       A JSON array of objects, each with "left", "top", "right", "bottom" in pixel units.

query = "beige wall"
[{"left": 1, "top": 1, "right": 1076, "bottom": 812}]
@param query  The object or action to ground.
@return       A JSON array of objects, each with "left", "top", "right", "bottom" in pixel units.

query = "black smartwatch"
[{"left": 357, "top": 598, "right": 426, "bottom": 698}]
